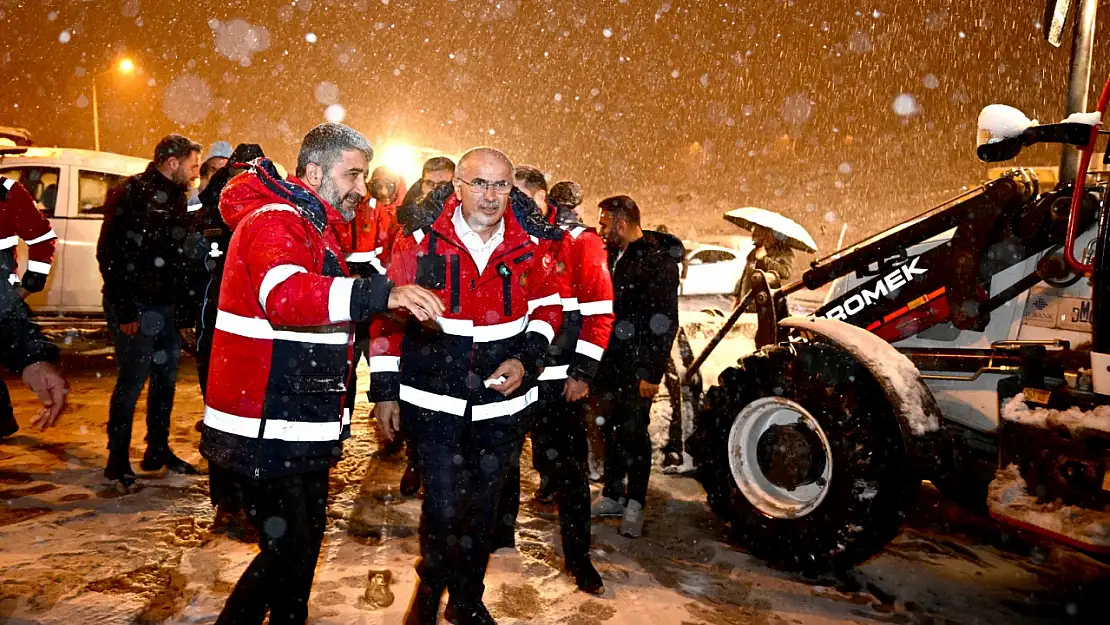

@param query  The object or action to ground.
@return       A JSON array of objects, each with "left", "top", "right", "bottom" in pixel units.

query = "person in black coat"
[
  {"left": 591, "top": 195, "right": 683, "bottom": 538},
  {"left": 96, "top": 134, "right": 202, "bottom": 490},
  {"left": 0, "top": 269, "right": 66, "bottom": 436}
]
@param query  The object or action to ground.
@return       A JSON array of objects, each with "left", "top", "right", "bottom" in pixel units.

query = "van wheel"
[{"left": 689, "top": 342, "right": 917, "bottom": 574}]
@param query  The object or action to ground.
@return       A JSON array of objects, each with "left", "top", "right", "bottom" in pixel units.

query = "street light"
[{"left": 91, "top": 58, "right": 136, "bottom": 152}]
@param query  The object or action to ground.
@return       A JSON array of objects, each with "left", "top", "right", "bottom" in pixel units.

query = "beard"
[{"left": 319, "top": 176, "right": 362, "bottom": 223}]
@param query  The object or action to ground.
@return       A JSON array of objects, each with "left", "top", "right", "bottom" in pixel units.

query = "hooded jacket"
[
  {"left": 599, "top": 230, "right": 684, "bottom": 389},
  {"left": 368, "top": 186, "right": 565, "bottom": 447},
  {"left": 200, "top": 159, "right": 394, "bottom": 479},
  {"left": 339, "top": 177, "right": 405, "bottom": 276},
  {"left": 537, "top": 204, "right": 614, "bottom": 384},
  {"left": 0, "top": 177, "right": 56, "bottom": 294}
]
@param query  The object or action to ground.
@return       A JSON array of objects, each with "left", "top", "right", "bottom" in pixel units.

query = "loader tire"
[{"left": 688, "top": 342, "right": 917, "bottom": 574}]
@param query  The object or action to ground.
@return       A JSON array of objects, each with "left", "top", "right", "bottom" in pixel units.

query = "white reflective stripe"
[
  {"left": 436, "top": 315, "right": 529, "bottom": 342},
  {"left": 369, "top": 255, "right": 386, "bottom": 274},
  {"left": 187, "top": 202, "right": 202, "bottom": 213},
  {"left": 26, "top": 260, "right": 51, "bottom": 274},
  {"left": 529, "top": 235, "right": 539, "bottom": 245},
  {"left": 343, "top": 408, "right": 351, "bottom": 426},
  {"left": 472, "top": 386, "right": 539, "bottom": 421},
  {"left": 399, "top": 384, "right": 467, "bottom": 416},
  {"left": 576, "top": 339, "right": 605, "bottom": 361},
  {"left": 345, "top": 250, "right": 379, "bottom": 262},
  {"left": 527, "top": 319, "right": 555, "bottom": 343},
  {"left": 259, "top": 264, "right": 307, "bottom": 309},
  {"left": 215, "top": 310, "right": 350, "bottom": 345},
  {"left": 579, "top": 300, "right": 614, "bottom": 316},
  {"left": 538, "top": 365, "right": 570, "bottom": 381},
  {"left": 413, "top": 229, "right": 425, "bottom": 244},
  {"left": 203, "top": 406, "right": 343, "bottom": 442},
  {"left": 0, "top": 235, "right": 16, "bottom": 250},
  {"left": 561, "top": 297, "right": 580, "bottom": 312},
  {"left": 1, "top": 178, "right": 14, "bottom": 191},
  {"left": 527, "top": 292, "right": 561, "bottom": 314},
  {"left": 369, "top": 356, "right": 400, "bottom": 373},
  {"left": 328, "top": 277, "right": 355, "bottom": 323},
  {"left": 24, "top": 230, "right": 57, "bottom": 246}
]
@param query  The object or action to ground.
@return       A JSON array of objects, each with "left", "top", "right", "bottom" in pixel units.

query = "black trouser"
[
  {"left": 413, "top": 434, "right": 521, "bottom": 608},
  {"left": 0, "top": 380, "right": 16, "bottom": 436},
  {"left": 496, "top": 384, "right": 591, "bottom": 560},
  {"left": 195, "top": 323, "right": 213, "bottom": 401},
  {"left": 105, "top": 302, "right": 181, "bottom": 456},
  {"left": 599, "top": 387, "right": 653, "bottom": 506},
  {"left": 215, "top": 467, "right": 330, "bottom": 625}
]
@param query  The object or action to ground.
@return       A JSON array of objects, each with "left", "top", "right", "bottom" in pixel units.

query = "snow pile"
[
  {"left": 977, "top": 104, "right": 1035, "bottom": 143},
  {"left": 1062, "top": 111, "right": 1102, "bottom": 126},
  {"left": 987, "top": 464, "right": 1110, "bottom": 548},
  {"left": 780, "top": 317, "right": 940, "bottom": 434},
  {"left": 1001, "top": 395, "right": 1110, "bottom": 435}
]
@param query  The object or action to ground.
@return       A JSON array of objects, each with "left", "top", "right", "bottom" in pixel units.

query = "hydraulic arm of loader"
[{"left": 685, "top": 171, "right": 1044, "bottom": 383}]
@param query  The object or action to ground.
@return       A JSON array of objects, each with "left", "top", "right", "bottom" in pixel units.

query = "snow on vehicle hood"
[
  {"left": 218, "top": 158, "right": 343, "bottom": 233},
  {"left": 780, "top": 316, "right": 941, "bottom": 435}
]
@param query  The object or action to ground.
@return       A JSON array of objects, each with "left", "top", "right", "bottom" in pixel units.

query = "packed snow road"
[{"left": 0, "top": 344, "right": 1107, "bottom": 624}]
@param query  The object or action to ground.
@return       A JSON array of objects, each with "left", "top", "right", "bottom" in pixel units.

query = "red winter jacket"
[
  {"left": 538, "top": 207, "right": 615, "bottom": 384},
  {"left": 339, "top": 178, "right": 404, "bottom": 276},
  {"left": 199, "top": 160, "right": 394, "bottom": 479},
  {"left": 368, "top": 187, "right": 566, "bottom": 446},
  {"left": 0, "top": 176, "right": 56, "bottom": 293}
]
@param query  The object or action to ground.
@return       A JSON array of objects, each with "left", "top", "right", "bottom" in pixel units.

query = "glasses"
[{"left": 455, "top": 177, "right": 513, "bottom": 195}]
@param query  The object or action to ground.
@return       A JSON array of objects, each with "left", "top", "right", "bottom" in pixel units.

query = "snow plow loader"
[{"left": 684, "top": 0, "right": 1110, "bottom": 574}]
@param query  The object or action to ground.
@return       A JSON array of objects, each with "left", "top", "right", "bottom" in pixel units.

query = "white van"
[{"left": 0, "top": 147, "right": 149, "bottom": 316}]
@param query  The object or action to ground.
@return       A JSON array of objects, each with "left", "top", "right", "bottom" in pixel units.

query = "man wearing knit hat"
[{"left": 189, "top": 141, "right": 233, "bottom": 211}]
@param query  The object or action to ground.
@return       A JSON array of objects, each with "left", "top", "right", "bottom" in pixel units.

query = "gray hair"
[{"left": 295, "top": 123, "right": 374, "bottom": 178}]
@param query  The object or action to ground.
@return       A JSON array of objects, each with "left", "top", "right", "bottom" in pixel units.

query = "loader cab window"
[
  {"left": 78, "top": 170, "right": 127, "bottom": 218},
  {"left": 0, "top": 166, "right": 60, "bottom": 218}
]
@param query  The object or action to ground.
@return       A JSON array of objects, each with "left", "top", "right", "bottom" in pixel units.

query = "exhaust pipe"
[{"left": 1058, "top": 0, "right": 1098, "bottom": 186}]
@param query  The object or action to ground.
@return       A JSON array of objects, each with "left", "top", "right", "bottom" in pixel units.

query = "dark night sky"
[{"left": 1, "top": 0, "right": 1107, "bottom": 250}]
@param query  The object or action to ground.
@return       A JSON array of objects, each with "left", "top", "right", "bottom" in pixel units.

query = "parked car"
[
  {"left": 0, "top": 147, "right": 149, "bottom": 316},
  {"left": 680, "top": 243, "right": 754, "bottom": 296}
]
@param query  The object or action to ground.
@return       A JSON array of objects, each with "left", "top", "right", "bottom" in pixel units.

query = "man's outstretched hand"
[
  {"left": 489, "top": 359, "right": 526, "bottom": 396},
  {"left": 21, "top": 361, "right": 67, "bottom": 430},
  {"left": 388, "top": 285, "right": 445, "bottom": 322}
]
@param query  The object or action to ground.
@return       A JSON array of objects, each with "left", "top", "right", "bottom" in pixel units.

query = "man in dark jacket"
[
  {"left": 96, "top": 134, "right": 202, "bottom": 490},
  {"left": 0, "top": 266, "right": 66, "bottom": 434},
  {"left": 592, "top": 195, "right": 683, "bottom": 538}
]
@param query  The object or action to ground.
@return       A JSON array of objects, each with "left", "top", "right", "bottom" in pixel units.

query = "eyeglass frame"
[{"left": 454, "top": 176, "right": 513, "bottom": 195}]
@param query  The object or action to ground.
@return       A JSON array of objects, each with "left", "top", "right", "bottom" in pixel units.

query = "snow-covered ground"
[{"left": 2, "top": 337, "right": 1108, "bottom": 624}]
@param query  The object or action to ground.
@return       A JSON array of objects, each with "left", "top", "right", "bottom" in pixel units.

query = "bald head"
[{"left": 457, "top": 147, "right": 514, "bottom": 180}]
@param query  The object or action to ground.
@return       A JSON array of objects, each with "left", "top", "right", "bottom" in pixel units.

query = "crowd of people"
[{"left": 0, "top": 122, "right": 692, "bottom": 625}]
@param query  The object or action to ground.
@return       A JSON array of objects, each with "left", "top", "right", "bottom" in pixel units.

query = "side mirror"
[
  {"left": 976, "top": 104, "right": 1098, "bottom": 162},
  {"left": 1044, "top": 0, "right": 1074, "bottom": 47}
]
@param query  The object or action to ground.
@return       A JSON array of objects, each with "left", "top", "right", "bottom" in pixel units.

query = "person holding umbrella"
[{"left": 732, "top": 224, "right": 795, "bottom": 310}]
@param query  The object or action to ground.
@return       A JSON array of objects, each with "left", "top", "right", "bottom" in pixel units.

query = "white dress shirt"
[{"left": 452, "top": 206, "right": 505, "bottom": 274}]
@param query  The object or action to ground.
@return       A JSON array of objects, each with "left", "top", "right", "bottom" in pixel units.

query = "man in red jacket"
[
  {"left": 199, "top": 123, "right": 442, "bottom": 625},
  {"left": 371, "top": 148, "right": 565, "bottom": 625},
  {"left": 0, "top": 176, "right": 58, "bottom": 438}
]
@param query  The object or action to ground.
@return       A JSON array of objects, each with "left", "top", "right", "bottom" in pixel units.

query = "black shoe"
[
  {"left": 403, "top": 582, "right": 444, "bottom": 625},
  {"left": 450, "top": 601, "right": 497, "bottom": 625},
  {"left": 533, "top": 476, "right": 558, "bottom": 504},
  {"left": 399, "top": 462, "right": 421, "bottom": 497},
  {"left": 104, "top": 455, "right": 137, "bottom": 492},
  {"left": 0, "top": 417, "right": 18, "bottom": 439},
  {"left": 141, "top": 447, "right": 198, "bottom": 474},
  {"left": 567, "top": 557, "right": 605, "bottom": 595}
]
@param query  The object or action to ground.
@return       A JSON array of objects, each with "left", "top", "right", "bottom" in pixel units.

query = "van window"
[
  {"left": 78, "top": 170, "right": 128, "bottom": 217},
  {"left": 0, "top": 166, "right": 61, "bottom": 217}
]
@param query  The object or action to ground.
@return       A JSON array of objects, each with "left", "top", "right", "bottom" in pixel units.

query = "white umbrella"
[{"left": 724, "top": 207, "right": 818, "bottom": 254}]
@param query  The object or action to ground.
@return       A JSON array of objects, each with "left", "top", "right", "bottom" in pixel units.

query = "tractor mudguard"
[{"left": 779, "top": 316, "right": 949, "bottom": 478}]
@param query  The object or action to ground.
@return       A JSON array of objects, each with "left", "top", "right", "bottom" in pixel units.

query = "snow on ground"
[
  {"left": 1, "top": 346, "right": 1108, "bottom": 624},
  {"left": 1000, "top": 395, "right": 1110, "bottom": 434}
]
